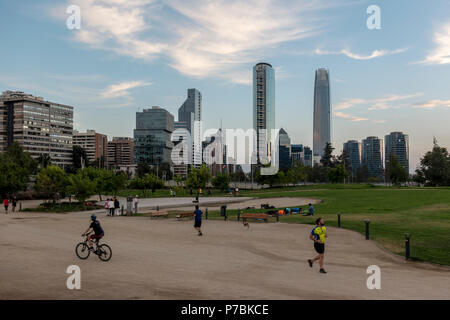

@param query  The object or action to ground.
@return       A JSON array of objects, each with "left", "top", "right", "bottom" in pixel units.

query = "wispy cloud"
[
  {"left": 50, "top": 0, "right": 356, "bottom": 84},
  {"left": 315, "top": 47, "right": 407, "bottom": 60},
  {"left": 100, "top": 81, "right": 151, "bottom": 98},
  {"left": 334, "top": 111, "right": 368, "bottom": 122},
  {"left": 423, "top": 23, "right": 450, "bottom": 65},
  {"left": 413, "top": 99, "right": 450, "bottom": 109},
  {"left": 335, "top": 93, "right": 423, "bottom": 111}
]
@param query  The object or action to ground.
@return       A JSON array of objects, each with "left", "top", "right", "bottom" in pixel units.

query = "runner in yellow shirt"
[{"left": 308, "top": 217, "right": 327, "bottom": 274}]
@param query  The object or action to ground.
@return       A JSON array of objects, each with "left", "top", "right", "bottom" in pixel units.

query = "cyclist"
[{"left": 82, "top": 214, "right": 105, "bottom": 251}]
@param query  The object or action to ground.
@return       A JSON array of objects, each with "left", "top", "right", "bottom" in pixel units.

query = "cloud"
[
  {"left": 100, "top": 81, "right": 151, "bottom": 98},
  {"left": 413, "top": 99, "right": 450, "bottom": 109},
  {"left": 315, "top": 47, "right": 407, "bottom": 60},
  {"left": 51, "top": 0, "right": 354, "bottom": 83},
  {"left": 423, "top": 23, "right": 450, "bottom": 65},
  {"left": 334, "top": 111, "right": 368, "bottom": 122},
  {"left": 335, "top": 93, "right": 423, "bottom": 112}
]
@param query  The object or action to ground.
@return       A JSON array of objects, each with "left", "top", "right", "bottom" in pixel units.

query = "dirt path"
[{"left": 0, "top": 211, "right": 449, "bottom": 300}]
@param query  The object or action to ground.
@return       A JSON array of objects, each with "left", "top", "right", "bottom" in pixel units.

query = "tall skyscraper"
[
  {"left": 134, "top": 106, "right": 174, "bottom": 165},
  {"left": 253, "top": 62, "right": 275, "bottom": 164},
  {"left": 0, "top": 91, "right": 73, "bottom": 167},
  {"left": 361, "top": 136, "right": 384, "bottom": 179},
  {"left": 313, "top": 68, "right": 331, "bottom": 164},
  {"left": 385, "top": 131, "right": 409, "bottom": 174},
  {"left": 291, "top": 144, "right": 303, "bottom": 165},
  {"left": 73, "top": 129, "right": 107, "bottom": 166},
  {"left": 343, "top": 140, "right": 361, "bottom": 176},
  {"left": 177, "top": 88, "right": 202, "bottom": 167}
]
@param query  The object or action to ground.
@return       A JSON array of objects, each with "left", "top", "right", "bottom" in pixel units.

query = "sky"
[{"left": 1, "top": 0, "right": 450, "bottom": 173}]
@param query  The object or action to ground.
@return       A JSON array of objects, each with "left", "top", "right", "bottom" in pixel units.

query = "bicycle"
[{"left": 75, "top": 233, "right": 112, "bottom": 261}]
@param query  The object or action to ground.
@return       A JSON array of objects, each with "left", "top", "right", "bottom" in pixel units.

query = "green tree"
[
  {"left": 142, "top": 173, "right": 164, "bottom": 195},
  {"left": 35, "top": 165, "right": 68, "bottom": 202},
  {"left": 72, "top": 145, "right": 89, "bottom": 169},
  {"left": 212, "top": 173, "right": 230, "bottom": 192},
  {"left": 186, "top": 165, "right": 212, "bottom": 192},
  {"left": 414, "top": 140, "right": 450, "bottom": 186},
  {"left": 386, "top": 154, "right": 407, "bottom": 186},
  {"left": 328, "top": 164, "right": 349, "bottom": 183},
  {"left": 0, "top": 142, "right": 37, "bottom": 197},
  {"left": 37, "top": 153, "right": 52, "bottom": 169},
  {"left": 136, "top": 162, "right": 151, "bottom": 178},
  {"left": 66, "top": 173, "right": 96, "bottom": 208},
  {"left": 320, "top": 143, "right": 335, "bottom": 168}
]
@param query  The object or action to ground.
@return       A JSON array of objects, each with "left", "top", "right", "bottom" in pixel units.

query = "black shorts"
[
  {"left": 194, "top": 220, "right": 202, "bottom": 228},
  {"left": 314, "top": 242, "right": 325, "bottom": 254}
]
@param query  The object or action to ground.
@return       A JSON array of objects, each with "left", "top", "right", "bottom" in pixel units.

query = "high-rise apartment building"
[
  {"left": 107, "top": 137, "right": 134, "bottom": 169},
  {"left": 253, "top": 62, "right": 275, "bottom": 164},
  {"left": 343, "top": 140, "right": 361, "bottom": 176},
  {"left": 385, "top": 132, "right": 409, "bottom": 175},
  {"left": 361, "top": 136, "right": 384, "bottom": 179},
  {"left": 73, "top": 129, "right": 107, "bottom": 166},
  {"left": 134, "top": 106, "right": 174, "bottom": 165},
  {"left": 313, "top": 68, "right": 331, "bottom": 164},
  {"left": 0, "top": 91, "right": 73, "bottom": 167}
]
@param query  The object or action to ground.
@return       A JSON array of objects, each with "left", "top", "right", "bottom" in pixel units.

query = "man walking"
[
  {"left": 193, "top": 205, "right": 203, "bottom": 236},
  {"left": 11, "top": 196, "right": 17, "bottom": 213},
  {"left": 108, "top": 198, "right": 115, "bottom": 217},
  {"left": 308, "top": 217, "right": 327, "bottom": 274}
]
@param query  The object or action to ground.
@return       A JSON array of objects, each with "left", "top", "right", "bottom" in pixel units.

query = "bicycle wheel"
[
  {"left": 97, "top": 244, "right": 112, "bottom": 261},
  {"left": 75, "top": 242, "right": 90, "bottom": 259}
]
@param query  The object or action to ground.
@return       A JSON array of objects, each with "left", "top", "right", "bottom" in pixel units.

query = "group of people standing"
[
  {"left": 3, "top": 197, "right": 17, "bottom": 214},
  {"left": 104, "top": 197, "right": 120, "bottom": 216}
]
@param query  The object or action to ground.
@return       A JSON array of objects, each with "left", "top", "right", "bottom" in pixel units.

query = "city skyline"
[{"left": 1, "top": 1, "right": 450, "bottom": 172}]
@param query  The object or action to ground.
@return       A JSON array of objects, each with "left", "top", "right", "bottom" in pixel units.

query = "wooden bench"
[
  {"left": 241, "top": 213, "right": 269, "bottom": 223},
  {"left": 150, "top": 210, "right": 168, "bottom": 219},
  {"left": 176, "top": 212, "right": 195, "bottom": 220}
]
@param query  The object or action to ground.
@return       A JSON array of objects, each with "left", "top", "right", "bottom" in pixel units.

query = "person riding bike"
[{"left": 82, "top": 214, "right": 105, "bottom": 251}]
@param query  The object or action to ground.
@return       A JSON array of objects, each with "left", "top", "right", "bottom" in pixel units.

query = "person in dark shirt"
[
  {"left": 193, "top": 205, "right": 203, "bottom": 236},
  {"left": 82, "top": 214, "right": 105, "bottom": 250}
]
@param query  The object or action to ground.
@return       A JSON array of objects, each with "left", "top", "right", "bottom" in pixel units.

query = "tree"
[
  {"left": 356, "top": 165, "right": 370, "bottom": 183},
  {"left": 136, "top": 162, "right": 151, "bottom": 178},
  {"left": 212, "top": 173, "right": 230, "bottom": 192},
  {"left": 73, "top": 145, "right": 88, "bottom": 169},
  {"left": 35, "top": 165, "right": 68, "bottom": 202},
  {"left": 0, "top": 142, "right": 37, "bottom": 197},
  {"left": 328, "top": 164, "right": 349, "bottom": 184},
  {"left": 142, "top": 173, "right": 164, "bottom": 195},
  {"left": 66, "top": 173, "right": 96, "bottom": 208},
  {"left": 186, "top": 165, "right": 211, "bottom": 192},
  {"left": 37, "top": 154, "right": 52, "bottom": 169},
  {"left": 386, "top": 154, "right": 407, "bottom": 186},
  {"left": 320, "top": 143, "right": 335, "bottom": 168},
  {"left": 414, "top": 141, "right": 450, "bottom": 186}
]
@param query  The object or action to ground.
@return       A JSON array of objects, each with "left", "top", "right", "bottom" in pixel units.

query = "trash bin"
[{"left": 220, "top": 205, "right": 227, "bottom": 220}]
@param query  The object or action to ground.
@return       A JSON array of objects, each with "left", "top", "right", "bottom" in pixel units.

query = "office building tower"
[
  {"left": 73, "top": 129, "right": 107, "bottom": 166},
  {"left": 313, "top": 68, "right": 331, "bottom": 164},
  {"left": 303, "top": 146, "right": 313, "bottom": 167},
  {"left": 343, "top": 140, "right": 361, "bottom": 176},
  {"left": 385, "top": 132, "right": 409, "bottom": 175},
  {"left": 253, "top": 62, "right": 275, "bottom": 164},
  {"left": 291, "top": 144, "right": 303, "bottom": 165},
  {"left": 361, "top": 136, "right": 384, "bottom": 179},
  {"left": 178, "top": 89, "right": 202, "bottom": 167},
  {"left": 278, "top": 128, "right": 291, "bottom": 170},
  {"left": 107, "top": 137, "right": 134, "bottom": 169},
  {"left": 0, "top": 90, "right": 73, "bottom": 167},
  {"left": 134, "top": 106, "right": 174, "bottom": 165}
]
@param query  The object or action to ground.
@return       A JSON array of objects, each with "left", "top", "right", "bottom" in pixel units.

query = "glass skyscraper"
[
  {"left": 343, "top": 140, "right": 361, "bottom": 176},
  {"left": 134, "top": 107, "right": 174, "bottom": 165},
  {"left": 361, "top": 136, "right": 384, "bottom": 179},
  {"left": 385, "top": 131, "right": 409, "bottom": 175},
  {"left": 253, "top": 62, "right": 275, "bottom": 164},
  {"left": 313, "top": 68, "right": 331, "bottom": 164}
]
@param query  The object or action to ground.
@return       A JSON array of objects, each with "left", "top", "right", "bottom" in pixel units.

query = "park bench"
[
  {"left": 150, "top": 210, "right": 169, "bottom": 219},
  {"left": 241, "top": 213, "right": 269, "bottom": 223},
  {"left": 176, "top": 212, "right": 195, "bottom": 220}
]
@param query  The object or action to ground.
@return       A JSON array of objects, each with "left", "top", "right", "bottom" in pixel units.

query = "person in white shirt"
[
  {"left": 133, "top": 195, "right": 139, "bottom": 214},
  {"left": 108, "top": 199, "right": 115, "bottom": 216}
]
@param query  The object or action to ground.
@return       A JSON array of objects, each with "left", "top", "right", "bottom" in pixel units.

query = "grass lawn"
[{"left": 207, "top": 185, "right": 450, "bottom": 265}]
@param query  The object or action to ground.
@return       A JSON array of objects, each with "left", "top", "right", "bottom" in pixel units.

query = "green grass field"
[{"left": 206, "top": 185, "right": 450, "bottom": 265}]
